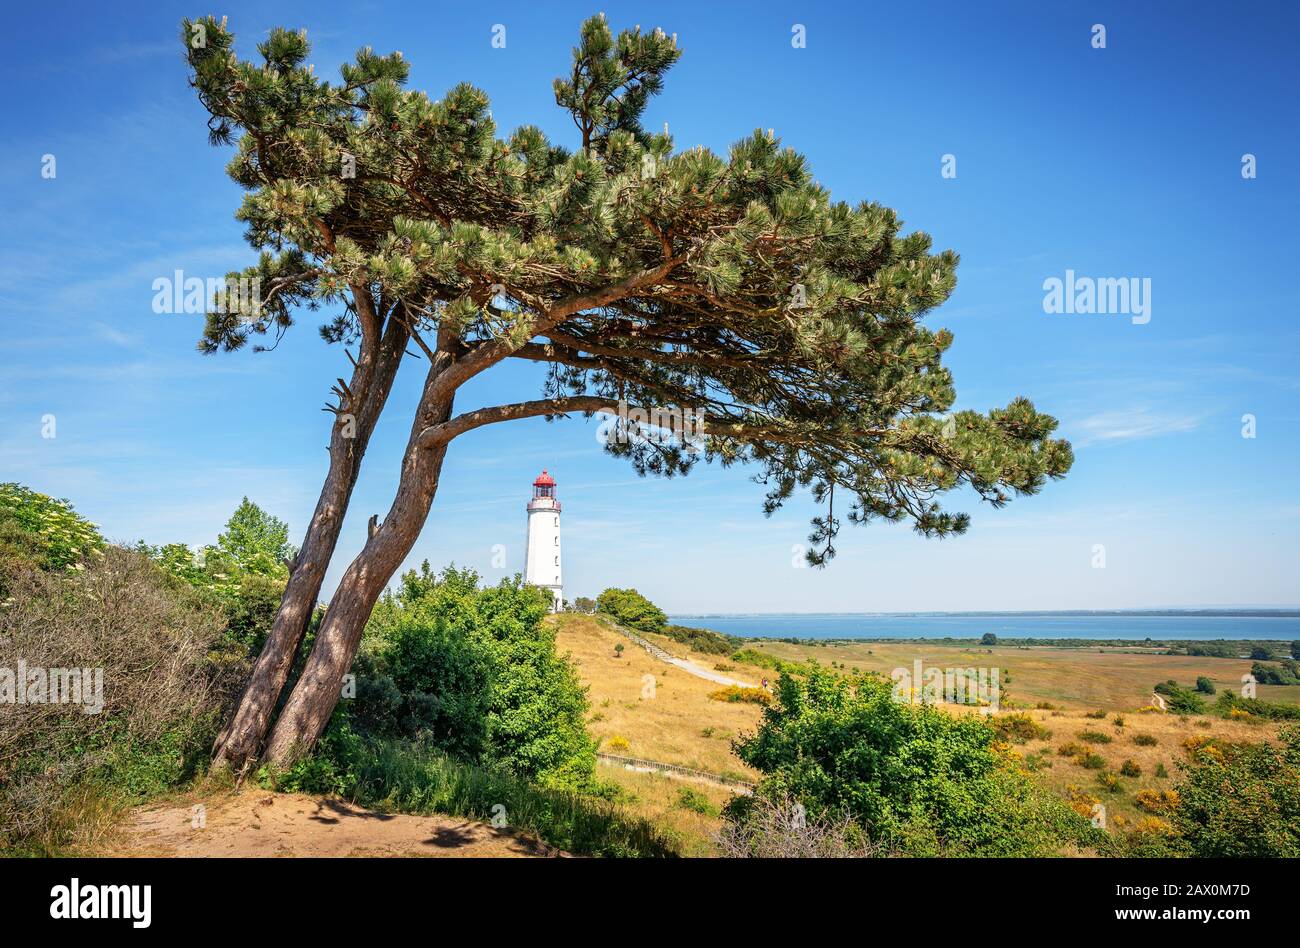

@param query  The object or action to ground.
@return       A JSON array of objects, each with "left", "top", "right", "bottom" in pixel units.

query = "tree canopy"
[
  {"left": 216, "top": 496, "right": 295, "bottom": 572},
  {"left": 183, "top": 13, "right": 1072, "bottom": 567},
  {"left": 597, "top": 587, "right": 668, "bottom": 634}
]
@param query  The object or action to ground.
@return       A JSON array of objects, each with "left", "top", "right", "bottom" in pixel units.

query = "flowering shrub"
[
  {"left": 1172, "top": 726, "right": 1300, "bottom": 856},
  {"left": 0, "top": 483, "right": 104, "bottom": 576},
  {"left": 1135, "top": 788, "right": 1179, "bottom": 813},
  {"left": 708, "top": 685, "right": 772, "bottom": 705}
]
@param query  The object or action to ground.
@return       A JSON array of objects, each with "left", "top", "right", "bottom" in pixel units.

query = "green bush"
[
  {"left": 1078, "top": 730, "right": 1112, "bottom": 744},
  {"left": 1133, "top": 734, "right": 1158, "bottom": 747},
  {"left": 0, "top": 546, "right": 245, "bottom": 853},
  {"left": 595, "top": 587, "right": 667, "bottom": 634},
  {"left": 1119, "top": 759, "right": 1142, "bottom": 777},
  {"left": 1250, "top": 661, "right": 1300, "bottom": 686},
  {"left": 659, "top": 623, "right": 742, "bottom": 655},
  {"left": 991, "top": 712, "right": 1051, "bottom": 744},
  {"left": 1214, "top": 691, "right": 1300, "bottom": 721},
  {"left": 674, "top": 786, "right": 719, "bottom": 817},
  {"left": 139, "top": 497, "right": 293, "bottom": 657},
  {"left": 729, "top": 668, "right": 1094, "bottom": 856},
  {"left": 729, "top": 648, "right": 816, "bottom": 676},
  {"left": 361, "top": 563, "right": 597, "bottom": 790},
  {"left": 1195, "top": 676, "right": 1216, "bottom": 694},
  {"left": 1154, "top": 680, "right": 1206, "bottom": 714},
  {"left": 1171, "top": 725, "right": 1300, "bottom": 856},
  {"left": 708, "top": 685, "right": 772, "bottom": 705},
  {"left": 1185, "top": 641, "right": 1238, "bottom": 658}
]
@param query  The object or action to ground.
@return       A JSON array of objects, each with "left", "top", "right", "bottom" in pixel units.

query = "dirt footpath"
[{"left": 111, "top": 791, "right": 560, "bottom": 858}]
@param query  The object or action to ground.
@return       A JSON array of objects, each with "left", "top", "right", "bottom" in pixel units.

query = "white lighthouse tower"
[{"left": 524, "top": 469, "right": 563, "bottom": 611}]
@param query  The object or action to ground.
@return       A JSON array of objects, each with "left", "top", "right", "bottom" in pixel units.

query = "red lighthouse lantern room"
[{"left": 532, "top": 469, "right": 559, "bottom": 507}]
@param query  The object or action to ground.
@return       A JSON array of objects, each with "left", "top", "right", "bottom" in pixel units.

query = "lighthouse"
[{"left": 524, "top": 469, "right": 563, "bottom": 611}]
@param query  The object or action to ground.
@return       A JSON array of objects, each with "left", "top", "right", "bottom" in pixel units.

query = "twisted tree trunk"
[
  {"left": 262, "top": 352, "right": 455, "bottom": 766},
  {"left": 212, "top": 310, "right": 409, "bottom": 772}
]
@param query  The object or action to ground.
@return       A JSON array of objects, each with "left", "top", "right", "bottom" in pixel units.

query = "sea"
[{"left": 667, "top": 612, "right": 1300, "bottom": 642}]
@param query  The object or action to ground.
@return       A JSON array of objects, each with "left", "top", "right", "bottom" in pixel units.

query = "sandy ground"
[{"left": 109, "top": 791, "right": 560, "bottom": 858}]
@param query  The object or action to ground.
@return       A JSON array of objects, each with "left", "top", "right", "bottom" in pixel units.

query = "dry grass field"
[
  {"left": 554, "top": 614, "right": 1298, "bottom": 850},
  {"left": 750, "top": 638, "right": 1300, "bottom": 710},
  {"left": 592, "top": 767, "right": 736, "bottom": 857},
  {"left": 552, "top": 613, "right": 767, "bottom": 779},
  {"left": 973, "top": 705, "right": 1284, "bottom": 828}
]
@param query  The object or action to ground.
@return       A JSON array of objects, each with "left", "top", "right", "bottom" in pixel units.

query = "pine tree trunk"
[
  {"left": 211, "top": 318, "right": 408, "bottom": 772},
  {"left": 262, "top": 365, "right": 454, "bottom": 766}
]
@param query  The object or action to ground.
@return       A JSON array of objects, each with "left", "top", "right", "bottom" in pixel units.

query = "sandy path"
[
  {"left": 662, "top": 654, "right": 754, "bottom": 687},
  {"left": 110, "top": 791, "right": 560, "bottom": 858}
]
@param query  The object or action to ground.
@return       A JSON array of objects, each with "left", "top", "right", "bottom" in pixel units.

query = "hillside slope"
[{"left": 553, "top": 613, "right": 768, "bottom": 779}]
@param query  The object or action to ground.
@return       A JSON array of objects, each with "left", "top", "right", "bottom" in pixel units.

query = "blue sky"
[{"left": 2, "top": 1, "right": 1297, "bottom": 612}]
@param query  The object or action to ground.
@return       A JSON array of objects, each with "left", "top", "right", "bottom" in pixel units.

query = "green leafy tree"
[
  {"left": 143, "top": 498, "right": 294, "bottom": 655},
  {"left": 572, "top": 596, "right": 596, "bottom": 614},
  {"left": 597, "top": 587, "right": 668, "bottom": 634},
  {"left": 979, "top": 632, "right": 998, "bottom": 646},
  {"left": 1186, "top": 641, "right": 1238, "bottom": 658},
  {"left": 1250, "top": 646, "right": 1274, "bottom": 661},
  {"left": 216, "top": 497, "right": 295, "bottom": 574},
  {"left": 185, "top": 14, "right": 1072, "bottom": 767},
  {"left": 731, "top": 668, "right": 1091, "bottom": 856},
  {"left": 1291, "top": 641, "right": 1300, "bottom": 661},
  {"left": 1250, "top": 662, "right": 1299, "bottom": 686},
  {"left": 1195, "top": 675, "right": 1216, "bottom": 695}
]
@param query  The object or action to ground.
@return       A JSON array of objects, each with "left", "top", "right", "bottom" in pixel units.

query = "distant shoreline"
[
  {"left": 730, "top": 637, "right": 1295, "bottom": 649},
  {"left": 666, "top": 610, "right": 1300, "bottom": 644},
  {"left": 672, "top": 609, "right": 1300, "bottom": 618}
]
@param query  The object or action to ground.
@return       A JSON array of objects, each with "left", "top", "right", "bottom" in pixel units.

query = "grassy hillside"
[
  {"left": 552, "top": 613, "right": 767, "bottom": 780},
  {"left": 554, "top": 614, "right": 1297, "bottom": 850}
]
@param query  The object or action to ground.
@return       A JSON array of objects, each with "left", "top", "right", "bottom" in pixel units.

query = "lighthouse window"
[
  {"left": 554, "top": 556, "right": 559, "bottom": 566},
  {"left": 554, "top": 536, "right": 558, "bottom": 545},
  {"left": 553, "top": 516, "right": 558, "bottom": 528}
]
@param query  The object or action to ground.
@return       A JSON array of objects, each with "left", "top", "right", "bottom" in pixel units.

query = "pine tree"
[{"left": 183, "top": 15, "right": 1072, "bottom": 766}]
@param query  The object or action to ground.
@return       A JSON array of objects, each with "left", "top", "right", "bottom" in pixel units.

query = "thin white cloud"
[
  {"left": 90, "top": 322, "right": 135, "bottom": 348},
  {"left": 1072, "top": 408, "right": 1201, "bottom": 447}
]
